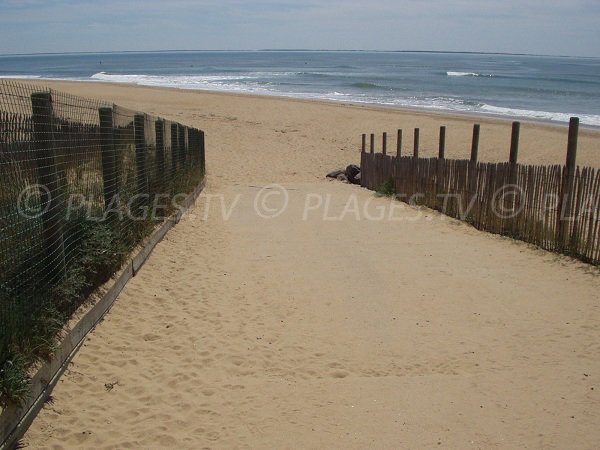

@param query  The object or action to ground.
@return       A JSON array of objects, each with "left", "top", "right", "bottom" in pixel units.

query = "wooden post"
[
  {"left": 395, "top": 129, "right": 402, "bottom": 194},
  {"left": 565, "top": 117, "right": 579, "bottom": 180},
  {"left": 195, "top": 129, "right": 202, "bottom": 167},
  {"left": 178, "top": 124, "right": 187, "bottom": 168},
  {"left": 196, "top": 129, "right": 203, "bottom": 165},
  {"left": 31, "top": 92, "right": 65, "bottom": 281},
  {"left": 559, "top": 117, "right": 580, "bottom": 248},
  {"left": 184, "top": 125, "right": 189, "bottom": 166},
  {"left": 396, "top": 129, "right": 402, "bottom": 158},
  {"left": 170, "top": 123, "right": 179, "bottom": 174},
  {"left": 155, "top": 118, "right": 165, "bottom": 181},
  {"left": 99, "top": 107, "right": 119, "bottom": 216},
  {"left": 361, "top": 134, "right": 366, "bottom": 153},
  {"left": 508, "top": 121, "right": 520, "bottom": 189},
  {"left": 134, "top": 114, "right": 147, "bottom": 198},
  {"left": 438, "top": 126, "right": 446, "bottom": 159},
  {"left": 471, "top": 124, "right": 480, "bottom": 163},
  {"left": 468, "top": 124, "right": 480, "bottom": 217},
  {"left": 413, "top": 128, "right": 419, "bottom": 158},
  {"left": 200, "top": 130, "right": 206, "bottom": 175},
  {"left": 370, "top": 133, "right": 375, "bottom": 154},
  {"left": 507, "top": 121, "right": 521, "bottom": 234},
  {"left": 509, "top": 121, "right": 520, "bottom": 165},
  {"left": 188, "top": 128, "right": 197, "bottom": 167},
  {"left": 437, "top": 126, "right": 446, "bottom": 210},
  {"left": 382, "top": 132, "right": 387, "bottom": 156}
]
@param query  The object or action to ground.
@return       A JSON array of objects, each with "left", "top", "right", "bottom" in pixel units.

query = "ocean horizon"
[{"left": 1, "top": 50, "right": 600, "bottom": 127}]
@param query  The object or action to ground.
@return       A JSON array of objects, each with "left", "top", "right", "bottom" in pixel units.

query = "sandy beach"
[{"left": 20, "top": 81, "right": 600, "bottom": 449}]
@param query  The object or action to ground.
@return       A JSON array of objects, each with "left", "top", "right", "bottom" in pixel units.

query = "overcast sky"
[{"left": 0, "top": 0, "right": 599, "bottom": 57}]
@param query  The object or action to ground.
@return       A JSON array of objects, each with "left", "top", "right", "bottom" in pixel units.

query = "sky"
[{"left": 0, "top": 0, "right": 599, "bottom": 57}]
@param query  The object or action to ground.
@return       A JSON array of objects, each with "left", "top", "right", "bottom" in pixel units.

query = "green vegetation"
[
  {"left": 377, "top": 177, "right": 395, "bottom": 197},
  {"left": 0, "top": 219, "right": 131, "bottom": 404},
  {"left": 0, "top": 172, "right": 205, "bottom": 405},
  {"left": 0, "top": 355, "right": 30, "bottom": 403},
  {"left": 0, "top": 97, "right": 205, "bottom": 405}
]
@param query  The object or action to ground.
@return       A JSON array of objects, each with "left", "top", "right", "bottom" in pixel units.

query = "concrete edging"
[{"left": 0, "top": 179, "right": 206, "bottom": 450}]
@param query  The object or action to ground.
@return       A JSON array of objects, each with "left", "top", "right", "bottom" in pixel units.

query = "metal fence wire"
[{"left": 0, "top": 80, "right": 205, "bottom": 373}]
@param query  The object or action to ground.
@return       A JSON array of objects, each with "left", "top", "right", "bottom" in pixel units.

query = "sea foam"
[
  {"left": 447, "top": 71, "right": 493, "bottom": 77},
  {"left": 87, "top": 72, "right": 600, "bottom": 127}
]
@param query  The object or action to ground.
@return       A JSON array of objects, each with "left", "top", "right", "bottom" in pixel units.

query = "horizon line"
[{"left": 0, "top": 49, "right": 596, "bottom": 59}]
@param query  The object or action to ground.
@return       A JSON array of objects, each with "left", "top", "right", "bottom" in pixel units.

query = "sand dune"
[{"left": 21, "top": 82, "right": 600, "bottom": 449}]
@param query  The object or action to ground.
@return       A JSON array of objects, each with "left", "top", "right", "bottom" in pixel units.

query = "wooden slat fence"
[{"left": 360, "top": 120, "right": 600, "bottom": 265}]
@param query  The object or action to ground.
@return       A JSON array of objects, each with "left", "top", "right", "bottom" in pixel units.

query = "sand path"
[{"left": 22, "top": 83, "right": 600, "bottom": 449}]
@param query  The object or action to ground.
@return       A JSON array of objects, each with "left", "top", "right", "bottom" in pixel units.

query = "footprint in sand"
[
  {"left": 330, "top": 370, "right": 350, "bottom": 379},
  {"left": 142, "top": 333, "right": 160, "bottom": 342}
]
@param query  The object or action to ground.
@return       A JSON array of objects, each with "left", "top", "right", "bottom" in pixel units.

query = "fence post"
[
  {"left": 361, "top": 134, "right": 366, "bottom": 153},
  {"left": 396, "top": 129, "right": 402, "bottom": 158},
  {"left": 471, "top": 124, "right": 480, "bottom": 163},
  {"left": 178, "top": 124, "right": 187, "bottom": 168},
  {"left": 413, "top": 128, "right": 419, "bottom": 158},
  {"left": 468, "top": 124, "right": 480, "bottom": 217},
  {"left": 508, "top": 121, "right": 520, "bottom": 185},
  {"left": 509, "top": 121, "right": 520, "bottom": 166},
  {"left": 188, "top": 128, "right": 197, "bottom": 167},
  {"left": 31, "top": 92, "right": 65, "bottom": 281},
  {"left": 370, "top": 133, "right": 375, "bottom": 154},
  {"left": 382, "top": 132, "right": 387, "bottom": 156},
  {"left": 155, "top": 118, "right": 165, "bottom": 181},
  {"left": 99, "top": 107, "right": 119, "bottom": 218},
  {"left": 195, "top": 129, "right": 202, "bottom": 168},
  {"left": 134, "top": 114, "right": 147, "bottom": 202},
  {"left": 438, "top": 126, "right": 446, "bottom": 159},
  {"left": 170, "top": 123, "right": 179, "bottom": 174},
  {"left": 436, "top": 126, "right": 446, "bottom": 210},
  {"left": 559, "top": 117, "right": 579, "bottom": 249},
  {"left": 200, "top": 130, "right": 206, "bottom": 175},
  {"left": 196, "top": 129, "right": 202, "bottom": 165},
  {"left": 157, "top": 119, "right": 168, "bottom": 195},
  {"left": 506, "top": 121, "right": 521, "bottom": 234}
]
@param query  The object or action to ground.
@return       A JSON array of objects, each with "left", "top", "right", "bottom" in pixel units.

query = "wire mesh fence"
[{"left": 0, "top": 80, "right": 205, "bottom": 398}]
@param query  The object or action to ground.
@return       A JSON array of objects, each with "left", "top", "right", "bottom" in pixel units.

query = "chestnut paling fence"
[
  {"left": 0, "top": 80, "right": 205, "bottom": 396},
  {"left": 360, "top": 120, "right": 600, "bottom": 265}
]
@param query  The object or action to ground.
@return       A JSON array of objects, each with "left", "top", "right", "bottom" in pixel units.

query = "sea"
[{"left": 1, "top": 50, "right": 600, "bottom": 127}]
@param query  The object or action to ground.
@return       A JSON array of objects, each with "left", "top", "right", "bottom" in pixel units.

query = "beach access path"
[{"left": 23, "top": 81, "right": 600, "bottom": 449}]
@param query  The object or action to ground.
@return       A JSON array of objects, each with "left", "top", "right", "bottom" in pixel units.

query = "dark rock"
[
  {"left": 327, "top": 165, "right": 361, "bottom": 184},
  {"left": 326, "top": 169, "right": 345, "bottom": 178},
  {"left": 345, "top": 164, "right": 360, "bottom": 179},
  {"left": 346, "top": 164, "right": 361, "bottom": 185}
]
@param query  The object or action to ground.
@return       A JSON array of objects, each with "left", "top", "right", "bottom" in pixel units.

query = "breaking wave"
[{"left": 447, "top": 71, "right": 494, "bottom": 77}]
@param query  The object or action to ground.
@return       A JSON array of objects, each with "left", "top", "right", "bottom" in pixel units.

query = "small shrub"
[
  {"left": 377, "top": 177, "right": 395, "bottom": 197},
  {"left": 28, "top": 304, "right": 64, "bottom": 361},
  {"left": 0, "top": 355, "right": 30, "bottom": 405}
]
